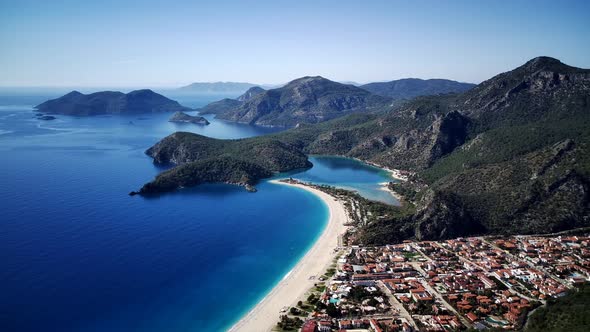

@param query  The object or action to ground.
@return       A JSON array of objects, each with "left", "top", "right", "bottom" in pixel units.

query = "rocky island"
[
  {"left": 35, "top": 89, "right": 191, "bottom": 116},
  {"left": 168, "top": 111, "right": 210, "bottom": 125}
]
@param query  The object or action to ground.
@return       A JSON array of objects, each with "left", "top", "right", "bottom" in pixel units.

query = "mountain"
[
  {"left": 237, "top": 86, "right": 265, "bottom": 102},
  {"left": 194, "top": 86, "right": 265, "bottom": 116},
  {"left": 139, "top": 56, "right": 590, "bottom": 242},
  {"left": 176, "top": 82, "right": 257, "bottom": 94},
  {"left": 525, "top": 283, "right": 590, "bottom": 332},
  {"left": 168, "top": 111, "right": 209, "bottom": 125},
  {"left": 36, "top": 89, "right": 191, "bottom": 116},
  {"left": 360, "top": 78, "right": 475, "bottom": 99},
  {"left": 195, "top": 98, "right": 242, "bottom": 115},
  {"left": 199, "top": 76, "right": 393, "bottom": 127}
]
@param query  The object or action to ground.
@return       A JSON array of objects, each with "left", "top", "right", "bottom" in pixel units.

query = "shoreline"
[
  {"left": 228, "top": 179, "right": 348, "bottom": 332},
  {"left": 309, "top": 154, "right": 411, "bottom": 182},
  {"left": 379, "top": 181, "right": 403, "bottom": 202}
]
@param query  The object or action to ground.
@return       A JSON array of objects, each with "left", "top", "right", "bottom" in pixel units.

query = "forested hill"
[
  {"left": 360, "top": 78, "right": 475, "bottom": 99},
  {"left": 139, "top": 56, "right": 590, "bottom": 242},
  {"left": 136, "top": 132, "right": 311, "bottom": 194}
]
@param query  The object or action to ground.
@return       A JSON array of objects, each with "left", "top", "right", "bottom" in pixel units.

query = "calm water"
[
  {"left": 0, "top": 92, "right": 395, "bottom": 332},
  {"left": 289, "top": 156, "right": 399, "bottom": 205}
]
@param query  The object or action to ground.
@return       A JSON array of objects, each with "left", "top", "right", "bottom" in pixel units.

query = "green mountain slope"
[
  {"left": 360, "top": 78, "right": 475, "bottom": 99},
  {"left": 138, "top": 57, "right": 590, "bottom": 241},
  {"left": 137, "top": 132, "right": 311, "bottom": 194},
  {"left": 525, "top": 283, "right": 590, "bottom": 332}
]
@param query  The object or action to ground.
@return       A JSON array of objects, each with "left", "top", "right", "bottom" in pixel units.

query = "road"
[{"left": 377, "top": 280, "right": 418, "bottom": 329}]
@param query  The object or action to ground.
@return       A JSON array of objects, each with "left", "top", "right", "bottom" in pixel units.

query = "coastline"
[
  {"left": 379, "top": 181, "right": 403, "bottom": 202},
  {"left": 228, "top": 179, "right": 348, "bottom": 332}
]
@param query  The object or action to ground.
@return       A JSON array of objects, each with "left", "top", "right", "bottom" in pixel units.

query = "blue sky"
[{"left": 1, "top": 0, "right": 589, "bottom": 87}]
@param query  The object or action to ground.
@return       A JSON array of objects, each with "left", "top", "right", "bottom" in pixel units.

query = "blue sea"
[{"left": 0, "top": 91, "right": 396, "bottom": 332}]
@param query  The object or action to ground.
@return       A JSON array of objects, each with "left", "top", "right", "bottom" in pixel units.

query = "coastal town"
[{"left": 275, "top": 230, "right": 589, "bottom": 331}]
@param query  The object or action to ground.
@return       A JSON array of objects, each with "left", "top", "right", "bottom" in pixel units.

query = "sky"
[{"left": 1, "top": 0, "right": 589, "bottom": 87}]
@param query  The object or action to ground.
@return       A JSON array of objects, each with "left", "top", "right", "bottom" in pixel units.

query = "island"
[
  {"left": 168, "top": 111, "right": 210, "bottom": 125},
  {"left": 35, "top": 89, "right": 192, "bottom": 116}
]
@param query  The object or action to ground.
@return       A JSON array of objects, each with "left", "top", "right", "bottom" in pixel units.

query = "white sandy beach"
[{"left": 228, "top": 180, "right": 348, "bottom": 332}]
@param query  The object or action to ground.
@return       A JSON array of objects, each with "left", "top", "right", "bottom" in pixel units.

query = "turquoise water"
[
  {"left": 287, "top": 155, "right": 400, "bottom": 205},
  {"left": 0, "top": 92, "right": 395, "bottom": 331}
]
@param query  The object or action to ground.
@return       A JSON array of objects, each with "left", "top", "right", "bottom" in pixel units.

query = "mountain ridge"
[
  {"left": 139, "top": 56, "right": 590, "bottom": 242},
  {"left": 199, "top": 76, "right": 394, "bottom": 127},
  {"left": 360, "top": 78, "right": 475, "bottom": 99}
]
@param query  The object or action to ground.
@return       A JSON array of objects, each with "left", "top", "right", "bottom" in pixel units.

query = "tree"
[{"left": 326, "top": 303, "right": 341, "bottom": 318}]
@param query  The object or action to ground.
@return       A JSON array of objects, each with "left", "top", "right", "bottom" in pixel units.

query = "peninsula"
[
  {"left": 134, "top": 132, "right": 311, "bottom": 194},
  {"left": 35, "top": 89, "right": 192, "bottom": 116}
]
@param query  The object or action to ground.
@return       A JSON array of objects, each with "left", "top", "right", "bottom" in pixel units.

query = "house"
[
  {"left": 338, "top": 320, "right": 352, "bottom": 329},
  {"left": 302, "top": 320, "right": 318, "bottom": 332},
  {"left": 318, "top": 320, "right": 332, "bottom": 332}
]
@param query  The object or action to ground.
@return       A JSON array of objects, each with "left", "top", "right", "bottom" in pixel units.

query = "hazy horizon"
[{"left": 1, "top": 0, "right": 589, "bottom": 87}]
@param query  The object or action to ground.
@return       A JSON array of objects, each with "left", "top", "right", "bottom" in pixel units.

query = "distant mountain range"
[
  {"left": 197, "top": 77, "right": 475, "bottom": 127},
  {"left": 360, "top": 78, "right": 475, "bottom": 99},
  {"left": 35, "top": 89, "right": 191, "bottom": 116},
  {"left": 139, "top": 56, "right": 590, "bottom": 243},
  {"left": 176, "top": 82, "right": 259, "bottom": 94},
  {"left": 198, "top": 76, "right": 393, "bottom": 127}
]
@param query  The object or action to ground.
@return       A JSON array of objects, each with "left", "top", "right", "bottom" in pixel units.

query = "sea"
[{"left": 0, "top": 90, "right": 397, "bottom": 332}]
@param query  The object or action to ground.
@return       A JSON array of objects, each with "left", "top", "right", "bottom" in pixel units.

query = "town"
[{"left": 277, "top": 234, "right": 589, "bottom": 331}]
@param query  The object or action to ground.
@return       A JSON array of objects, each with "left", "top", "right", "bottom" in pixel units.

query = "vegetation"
[
  {"left": 275, "top": 315, "right": 303, "bottom": 331},
  {"left": 525, "top": 283, "right": 590, "bottom": 332},
  {"left": 138, "top": 132, "right": 311, "bottom": 194},
  {"left": 139, "top": 156, "right": 273, "bottom": 194},
  {"left": 141, "top": 56, "right": 590, "bottom": 242},
  {"left": 168, "top": 111, "right": 209, "bottom": 125},
  {"left": 209, "top": 76, "right": 393, "bottom": 127},
  {"left": 360, "top": 78, "right": 475, "bottom": 99},
  {"left": 36, "top": 89, "right": 191, "bottom": 115},
  {"left": 326, "top": 303, "right": 341, "bottom": 318}
]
